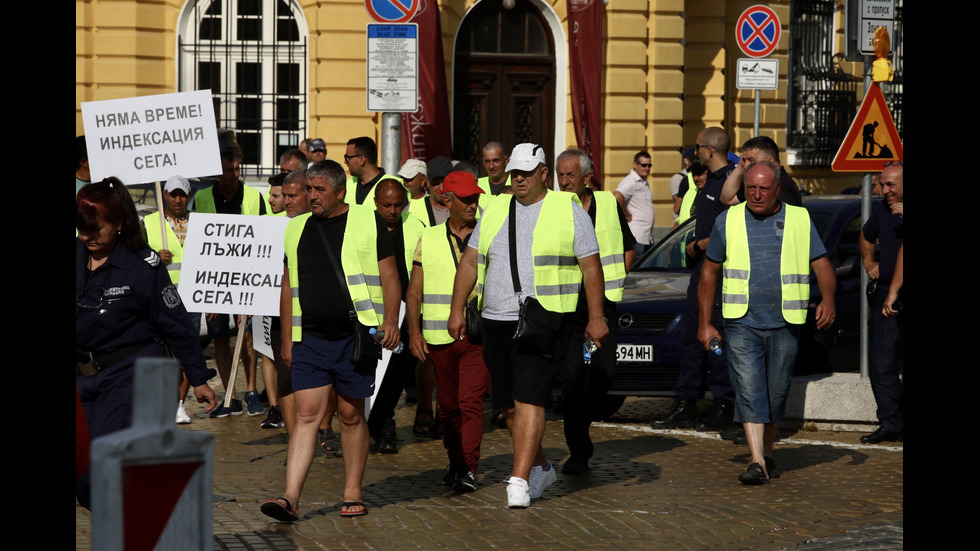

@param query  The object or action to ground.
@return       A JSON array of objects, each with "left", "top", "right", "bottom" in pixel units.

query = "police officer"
[{"left": 76, "top": 178, "right": 217, "bottom": 509}]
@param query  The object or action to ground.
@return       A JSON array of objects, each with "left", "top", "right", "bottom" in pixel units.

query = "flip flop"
[
  {"left": 261, "top": 497, "right": 299, "bottom": 522},
  {"left": 340, "top": 501, "right": 368, "bottom": 517}
]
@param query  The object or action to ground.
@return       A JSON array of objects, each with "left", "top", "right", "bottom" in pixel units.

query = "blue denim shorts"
[
  {"left": 290, "top": 334, "right": 375, "bottom": 398},
  {"left": 725, "top": 323, "right": 799, "bottom": 424}
]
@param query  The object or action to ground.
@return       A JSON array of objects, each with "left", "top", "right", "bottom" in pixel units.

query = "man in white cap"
[
  {"left": 448, "top": 143, "right": 609, "bottom": 508},
  {"left": 143, "top": 174, "right": 199, "bottom": 424},
  {"left": 397, "top": 158, "right": 429, "bottom": 217}
]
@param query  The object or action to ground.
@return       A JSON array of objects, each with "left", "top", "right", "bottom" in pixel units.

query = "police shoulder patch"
[
  {"left": 143, "top": 249, "right": 162, "bottom": 267},
  {"left": 162, "top": 284, "right": 182, "bottom": 309}
]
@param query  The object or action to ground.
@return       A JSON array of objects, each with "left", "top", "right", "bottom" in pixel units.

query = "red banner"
[
  {"left": 567, "top": 0, "right": 604, "bottom": 188},
  {"left": 401, "top": 0, "right": 453, "bottom": 162}
]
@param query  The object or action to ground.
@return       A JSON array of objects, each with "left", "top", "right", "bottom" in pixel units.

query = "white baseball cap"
[
  {"left": 164, "top": 174, "right": 191, "bottom": 195},
  {"left": 505, "top": 143, "right": 546, "bottom": 172},
  {"left": 397, "top": 158, "right": 427, "bottom": 180}
]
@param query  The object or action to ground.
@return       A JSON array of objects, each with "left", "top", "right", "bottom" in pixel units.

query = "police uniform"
[{"left": 75, "top": 238, "right": 215, "bottom": 505}]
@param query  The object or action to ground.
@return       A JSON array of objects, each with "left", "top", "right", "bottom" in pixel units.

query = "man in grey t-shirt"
[{"left": 448, "top": 143, "right": 609, "bottom": 509}]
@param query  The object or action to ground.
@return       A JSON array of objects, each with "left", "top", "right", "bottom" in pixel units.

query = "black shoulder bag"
[{"left": 508, "top": 196, "right": 563, "bottom": 355}]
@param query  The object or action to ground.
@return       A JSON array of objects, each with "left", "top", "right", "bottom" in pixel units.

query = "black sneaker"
[
  {"left": 378, "top": 432, "right": 398, "bottom": 454},
  {"left": 561, "top": 455, "right": 591, "bottom": 475},
  {"left": 454, "top": 470, "right": 477, "bottom": 493},
  {"left": 650, "top": 399, "right": 697, "bottom": 429},
  {"left": 442, "top": 464, "right": 459, "bottom": 486},
  {"left": 261, "top": 405, "right": 284, "bottom": 429}
]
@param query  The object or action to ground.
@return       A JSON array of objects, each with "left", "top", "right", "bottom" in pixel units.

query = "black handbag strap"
[
  {"left": 447, "top": 222, "right": 460, "bottom": 271},
  {"left": 313, "top": 219, "right": 356, "bottom": 318},
  {"left": 508, "top": 196, "right": 521, "bottom": 296}
]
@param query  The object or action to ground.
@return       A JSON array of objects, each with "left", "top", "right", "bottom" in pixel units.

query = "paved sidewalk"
[{"left": 76, "top": 393, "right": 902, "bottom": 550}]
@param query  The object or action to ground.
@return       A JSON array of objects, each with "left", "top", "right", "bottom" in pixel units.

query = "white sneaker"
[
  {"left": 528, "top": 461, "right": 556, "bottom": 499},
  {"left": 505, "top": 477, "right": 530, "bottom": 508},
  {"left": 176, "top": 402, "right": 191, "bottom": 424}
]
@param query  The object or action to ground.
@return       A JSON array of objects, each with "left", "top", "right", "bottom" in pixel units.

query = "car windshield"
[{"left": 634, "top": 221, "right": 696, "bottom": 271}]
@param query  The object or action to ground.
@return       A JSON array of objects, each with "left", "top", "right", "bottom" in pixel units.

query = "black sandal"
[
  {"left": 319, "top": 428, "right": 339, "bottom": 454},
  {"left": 261, "top": 497, "right": 299, "bottom": 522}
]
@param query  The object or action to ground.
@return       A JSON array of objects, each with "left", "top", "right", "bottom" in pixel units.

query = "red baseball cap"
[{"left": 440, "top": 171, "right": 484, "bottom": 197}]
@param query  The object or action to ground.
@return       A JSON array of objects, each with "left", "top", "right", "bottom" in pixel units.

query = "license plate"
[{"left": 616, "top": 344, "right": 653, "bottom": 363}]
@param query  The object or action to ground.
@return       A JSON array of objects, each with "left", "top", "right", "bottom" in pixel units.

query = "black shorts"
[{"left": 481, "top": 318, "right": 565, "bottom": 409}]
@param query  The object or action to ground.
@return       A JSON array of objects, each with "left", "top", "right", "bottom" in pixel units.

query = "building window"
[
  {"left": 179, "top": 0, "right": 307, "bottom": 178},
  {"left": 786, "top": 0, "right": 902, "bottom": 168}
]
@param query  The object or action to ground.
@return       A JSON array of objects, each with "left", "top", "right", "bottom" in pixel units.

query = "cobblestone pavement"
[{"left": 76, "top": 389, "right": 902, "bottom": 551}]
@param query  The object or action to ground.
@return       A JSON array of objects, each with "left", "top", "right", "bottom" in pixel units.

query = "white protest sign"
[
  {"left": 179, "top": 213, "right": 289, "bottom": 316},
  {"left": 253, "top": 316, "right": 275, "bottom": 359},
  {"left": 81, "top": 90, "right": 221, "bottom": 185}
]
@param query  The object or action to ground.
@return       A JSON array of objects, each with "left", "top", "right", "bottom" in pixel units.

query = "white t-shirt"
[{"left": 616, "top": 169, "right": 654, "bottom": 244}]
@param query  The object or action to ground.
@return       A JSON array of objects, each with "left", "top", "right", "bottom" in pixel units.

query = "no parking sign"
[
  {"left": 736, "top": 5, "right": 781, "bottom": 58},
  {"left": 364, "top": 0, "right": 419, "bottom": 23}
]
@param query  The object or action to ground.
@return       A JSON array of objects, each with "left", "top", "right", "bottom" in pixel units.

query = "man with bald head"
[
  {"left": 367, "top": 179, "right": 426, "bottom": 453},
  {"left": 652, "top": 127, "right": 738, "bottom": 433},
  {"left": 858, "top": 162, "right": 903, "bottom": 444}
]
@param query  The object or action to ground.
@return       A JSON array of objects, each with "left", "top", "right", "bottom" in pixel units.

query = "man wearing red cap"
[{"left": 407, "top": 172, "right": 489, "bottom": 492}]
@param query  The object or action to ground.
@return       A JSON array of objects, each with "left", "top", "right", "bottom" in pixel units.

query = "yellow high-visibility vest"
[{"left": 721, "top": 203, "right": 812, "bottom": 324}]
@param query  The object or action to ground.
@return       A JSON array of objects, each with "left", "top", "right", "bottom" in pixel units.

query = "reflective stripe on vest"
[
  {"left": 344, "top": 173, "right": 404, "bottom": 206},
  {"left": 195, "top": 184, "right": 268, "bottom": 215},
  {"left": 283, "top": 206, "right": 385, "bottom": 342},
  {"left": 419, "top": 226, "right": 457, "bottom": 345},
  {"left": 676, "top": 173, "right": 697, "bottom": 224},
  {"left": 143, "top": 211, "right": 183, "bottom": 284},
  {"left": 592, "top": 191, "right": 627, "bottom": 302},
  {"left": 476, "top": 192, "right": 582, "bottom": 313},
  {"left": 721, "top": 203, "right": 812, "bottom": 324}
]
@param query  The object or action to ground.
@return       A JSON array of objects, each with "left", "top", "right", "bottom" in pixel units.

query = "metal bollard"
[{"left": 90, "top": 358, "right": 214, "bottom": 551}]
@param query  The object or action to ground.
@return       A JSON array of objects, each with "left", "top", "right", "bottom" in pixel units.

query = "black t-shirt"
[
  {"left": 354, "top": 169, "right": 387, "bottom": 205},
  {"left": 295, "top": 210, "right": 394, "bottom": 339},
  {"left": 389, "top": 222, "right": 410, "bottom": 301}
]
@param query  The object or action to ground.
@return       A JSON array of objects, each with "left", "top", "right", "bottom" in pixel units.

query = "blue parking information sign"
[{"left": 366, "top": 24, "right": 418, "bottom": 112}]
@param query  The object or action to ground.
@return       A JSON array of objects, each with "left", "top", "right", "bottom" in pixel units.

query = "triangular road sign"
[{"left": 832, "top": 82, "right": 903, "bottom": 172}]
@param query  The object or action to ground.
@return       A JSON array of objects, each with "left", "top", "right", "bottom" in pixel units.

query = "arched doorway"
[{"left": 453, "top": 0, "right": 557, "bottom": 167}]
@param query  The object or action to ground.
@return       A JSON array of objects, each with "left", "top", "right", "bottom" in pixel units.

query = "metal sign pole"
[{"left": 381, "top": 112, "right": 402, "bottom": 176}]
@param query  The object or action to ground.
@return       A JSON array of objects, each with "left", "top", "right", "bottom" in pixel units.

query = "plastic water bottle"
[
  {"left": 583, "top": 337, "right": 598, "bottom": 364},
  {"left": 369, "top": 327, "right": 405, "bottom": 354},
  {"left": 709, "top": 337, "right": 722, "bottom": 356}
]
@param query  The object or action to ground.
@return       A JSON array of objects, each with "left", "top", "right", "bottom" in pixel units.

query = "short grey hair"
[{"left": 556, "top": 148, "right": 592, "bottom": 174}]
